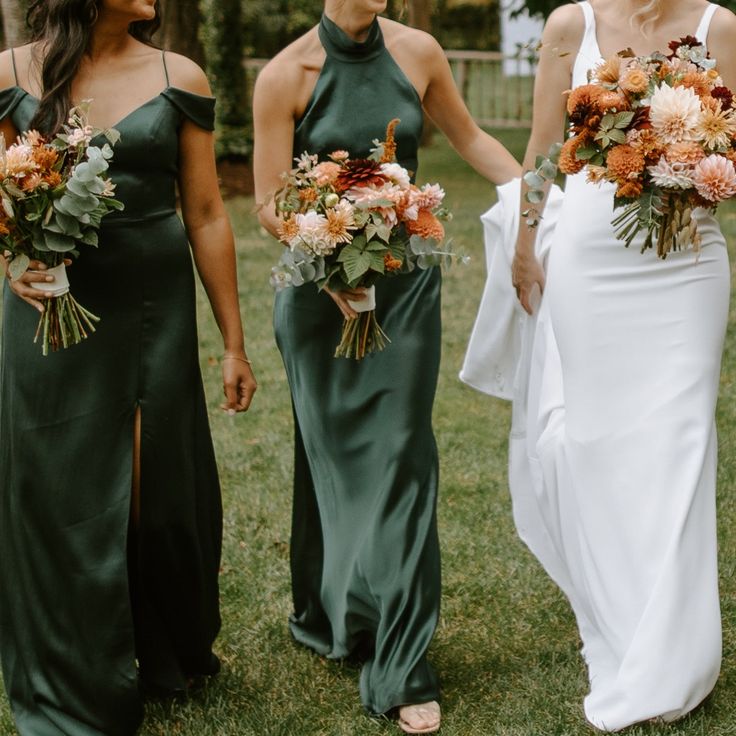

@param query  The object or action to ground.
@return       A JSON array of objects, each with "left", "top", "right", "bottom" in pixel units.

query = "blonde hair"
[{"left": 630, "top": 0, "right": 662, "bottom": 38}]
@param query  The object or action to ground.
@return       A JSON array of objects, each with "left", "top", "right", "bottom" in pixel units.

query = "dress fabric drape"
[
  {"left": 273, "top": 15, "right": 442, "bottom": 715},
  {"left": 464, "top": 2, "right": 727, "bottom": 730},
  {"left": 0, "top": 82, "right": 223, "bottom": 735}
]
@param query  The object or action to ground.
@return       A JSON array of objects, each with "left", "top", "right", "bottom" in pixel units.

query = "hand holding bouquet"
[
  {"left": 270, "top": 119, "right": 466, "bottom": 359},
  {"left": 525, "top": 37, "right": 736, "bottom": 258},
  {"left": 0, "top": 102, "right": 123, "bottom": 354}
]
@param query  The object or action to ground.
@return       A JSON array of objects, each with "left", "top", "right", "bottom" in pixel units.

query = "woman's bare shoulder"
[
  {"left": 256, "top": 26, "right": 325, "bottom": 99},
  {"left": 0, "top": 44, "right": 38, "bottom": 91},
  {"left": 159, "top": 50, "right": 212, "bottom": 96},
  {"left": 542, "top": 3, "right": 585, "bottom": 45}
]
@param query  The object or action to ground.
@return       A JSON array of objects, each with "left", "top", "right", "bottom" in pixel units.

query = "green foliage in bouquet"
[{"left": 0, "top": 103, "right": 123, "bottom": 354}]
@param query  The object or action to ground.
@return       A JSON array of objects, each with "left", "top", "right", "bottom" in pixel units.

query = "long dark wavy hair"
[{"left": 26, "top": 0, "right": 162, "bottom": 135}]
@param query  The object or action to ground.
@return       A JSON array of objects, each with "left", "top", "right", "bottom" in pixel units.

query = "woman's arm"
[
  {"left": 705, "top": 6, "right": 736, "bottom": 91},
  {"left": 252, "top": 51, "right": 368, "bottom": 319},
  {"left": 419, "top": 37, "right": 522, "bottom": 185},
  {"left": 512, "top": 4, "right": 582, "bottom": 314},
  {"left": 252, "top": 58, "right": 300, "bottom": 239},
  {"left": 171, "top": 54, "right": 257, "bottom": 413}
]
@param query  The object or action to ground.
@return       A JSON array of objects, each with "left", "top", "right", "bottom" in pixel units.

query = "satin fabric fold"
[
  {"left": 0, "top": 86, "right": 222, "bottom": 734},
  {"left": 273, "top": 14, "right": 442, "bottom": 714}
]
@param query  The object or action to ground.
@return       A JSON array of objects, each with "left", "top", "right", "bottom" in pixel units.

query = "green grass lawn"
[{"left": 2, "top": 129, "right": 736, "bottom": 735}]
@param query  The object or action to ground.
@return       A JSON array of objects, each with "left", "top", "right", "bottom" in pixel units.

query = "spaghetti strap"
[
  {"left": 578, "top": 0, "right": 593, "bottom": 27},
  {"left": 694, "top": 3, "right": 718, "bottom": 45},
  {"left": 161, "top": 50, "right": 170, "bottom": 87},
  {"left": 572, "top": 1, "right": 602, "bottom": 89},
  {"left": 9, "top": 47, "right": 18, "bottom": 86}
]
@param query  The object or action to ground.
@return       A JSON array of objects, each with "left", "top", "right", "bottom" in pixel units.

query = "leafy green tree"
[
  {"left": 159, "top": 0, "right": 206, "bottom": 67},
  {"left": 202, "top": 0, "right": 250, "bottom": 160}
]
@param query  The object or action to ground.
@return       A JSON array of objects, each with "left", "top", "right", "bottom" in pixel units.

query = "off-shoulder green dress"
[
  {"left": 273, "top": 15, "right": 442, "bottom": 715},
  {"left": 0, "top": 58, "right": 222, "bottom": 735}
]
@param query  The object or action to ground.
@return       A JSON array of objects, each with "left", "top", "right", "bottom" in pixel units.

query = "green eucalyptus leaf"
[
  {"left": 44, "top": 230, "right": 76, "bottom": 253},
  {"left": 523, "top": 171, "right": 544, "bottom": 189},
  {"left": 8, "top": 254, "right": 30, "bottom": 281},
  {"left": 539, "top": 159, "right": 558, "bottom": 179}
]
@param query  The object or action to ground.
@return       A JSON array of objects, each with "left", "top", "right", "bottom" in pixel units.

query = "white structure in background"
[{"left": 501, "top": 2, "right": 543, "bottom": 75}]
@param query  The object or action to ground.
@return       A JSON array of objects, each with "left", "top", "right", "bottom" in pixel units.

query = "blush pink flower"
[
  {"left": 3, "top": 143, "right": 37, "bottom": 178},
  {"left": 312, "top": 161, "right": 341, "bottom": 187},
  {"left": 692, "top": 154, "right": 736, "bottom": 202},
  {"left": 411, "top": 183, "right": 445, "bottom": 210}
]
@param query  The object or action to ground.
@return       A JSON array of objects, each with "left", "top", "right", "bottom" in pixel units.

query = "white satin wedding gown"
[{"left": 464, "top": 2, "right": 728, "bottom": 730}]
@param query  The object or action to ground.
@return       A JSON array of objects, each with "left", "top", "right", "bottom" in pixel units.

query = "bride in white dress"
[{"left": 505, "top": 0, "right": 736, "bottom": 730}]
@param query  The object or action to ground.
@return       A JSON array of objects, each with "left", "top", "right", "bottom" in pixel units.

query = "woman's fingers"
[
  {"left": 512, "top": 252, "right": 546, "bottom": 316},
  {"left": 220, "top": 363, "right": 258, "bottom": 414},
  {"left": 324, "top": 285, "right": 360, "bottom": 319}
]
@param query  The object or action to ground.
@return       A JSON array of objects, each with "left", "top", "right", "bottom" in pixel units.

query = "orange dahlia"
[
  {"left": 606, "top": 144, "right": 646, "bottom": 183},
  {"left": 598, "top": 91, "right": 630, "bottom": 112},
  {"left": 406, "top": 209, "right": 445, "bottom": 241},
  {"left": 677, "top": 71, "right": 712, "bottom": 98},
  {"left": 558, "top": 135, "right": 588, "bottom": 175},
  {"left": 616, "top": 179, "right": 643, "bottom": 198},
  {"left": 667, "top": 141, "right": 706, "bottom": 166},
  {"left": 567, "top": 84, "right": 604, "bottom": 132}
]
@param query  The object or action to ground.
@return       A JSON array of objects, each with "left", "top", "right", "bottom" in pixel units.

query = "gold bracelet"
[{"left": 222, "top": 355, "right": 252, "bottom": 365}]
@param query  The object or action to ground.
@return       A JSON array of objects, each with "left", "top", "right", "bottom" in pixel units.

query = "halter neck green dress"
[
  {"left": 273, "top": 15, "right": 442, "bottom": 715},
  {"left": 0, "top": 59, "right": 222, "bottom": 735}
]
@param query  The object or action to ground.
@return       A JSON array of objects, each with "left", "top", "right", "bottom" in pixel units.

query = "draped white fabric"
[{"left": 462, "top": 2, "right": 729, "bottom": 729}]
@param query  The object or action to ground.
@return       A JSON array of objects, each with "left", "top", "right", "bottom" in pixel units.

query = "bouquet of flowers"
[
  {"left": 0, "top": 102, "right": 123, "bottom": 355},
  {"left": 526, "top": 36, "right": 736, "bottom": 258},
  {"left": 270, "top": 119, "right": 465, "bottom": 359}
]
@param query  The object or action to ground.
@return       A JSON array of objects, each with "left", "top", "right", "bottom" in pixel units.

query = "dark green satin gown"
[
  {"left": 0, "top": 66, "right": 222, "bottom": 735},
  {"left": 274, "top": 15, "right": 442, "bottom": 715}
]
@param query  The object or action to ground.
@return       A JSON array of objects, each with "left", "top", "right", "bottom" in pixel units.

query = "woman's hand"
[
  {"left": 324, "top": 285, "right": 367, "bottom": 320},
  {"left": 512, "top": 249, "right": 546, "bottom": 315},
  {"left": 4, "top": 259, "right": 60, "bottom": 313},
  {"left": 221, "top": 354, "right": 257, "bottom": 414}
]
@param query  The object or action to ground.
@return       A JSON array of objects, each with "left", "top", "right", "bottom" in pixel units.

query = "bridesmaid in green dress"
[
  {"left": 0, "top": 1, "right": 257, "bottom": 733},
  {"left": 253, "top": 1, "right": 520, "bottom": 731}
]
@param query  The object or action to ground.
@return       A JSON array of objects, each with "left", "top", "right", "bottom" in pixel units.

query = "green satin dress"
[
  {"left": 0, "top": 59, "right": 222, "bottom": 735},
  {"left": 274, "top": 15, "right": 442, "bottom": 715}
]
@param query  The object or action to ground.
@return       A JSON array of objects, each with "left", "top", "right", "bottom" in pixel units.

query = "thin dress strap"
[
  {"left": 9, "top": 47, "right": 18, "bottom": 86},
  {"left": 161, "top": 50, "right": 171, "bottom": 87},
  {"left": 572, "top": 1, "right": 602, "bottom": 89},
  {"left": 694, "top": 3, "right": 718, "bottom": 46}
]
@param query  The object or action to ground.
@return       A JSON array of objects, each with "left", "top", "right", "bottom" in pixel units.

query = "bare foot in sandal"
[{"left": 398, "top": 701, "right": 441, "bottom": 734}]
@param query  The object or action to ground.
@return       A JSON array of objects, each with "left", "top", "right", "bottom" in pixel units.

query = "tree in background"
[
  {"left": 1, "top": 0, "right": 30, "bottom": 48},
  {"left": 158, "top": 0, "right": 206, "bottom": 67},
  {"left": 202, "top": 0, "right": 250, "bottom": 164}
]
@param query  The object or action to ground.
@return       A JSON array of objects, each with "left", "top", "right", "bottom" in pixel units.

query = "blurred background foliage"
[{"left": 3, "top": 0, "right": 736, "bottom": 164}]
